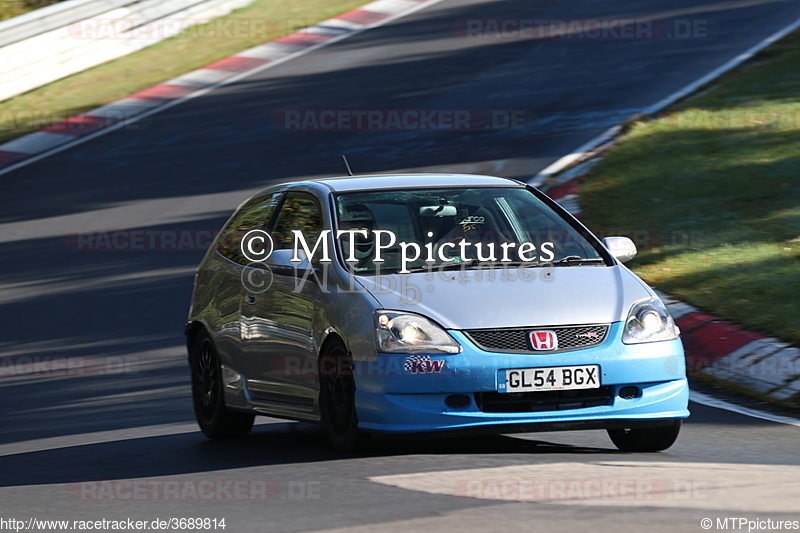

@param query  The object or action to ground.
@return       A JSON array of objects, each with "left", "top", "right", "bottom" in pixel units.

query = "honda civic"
[{"left": 185, "top": 174, "right": 689, "bottom": 452}]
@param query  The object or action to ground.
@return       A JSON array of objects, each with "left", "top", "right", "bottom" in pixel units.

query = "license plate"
[{"left": 504, "top": 365, "right": 600, "bottom": 392}]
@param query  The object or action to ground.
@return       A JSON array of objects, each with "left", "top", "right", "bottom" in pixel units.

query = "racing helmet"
[{"left": 339, "top": 204, "right": 377, "bottom": 260}]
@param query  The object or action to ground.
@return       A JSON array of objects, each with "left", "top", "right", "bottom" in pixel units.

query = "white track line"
[
  {"left": 690, "top": 391, "right": 800, "bottom": 427},
  {"left": 530, "top": 14, "right": 800, "bottom": 184},
  {"left": 529, "top": 125, "right": 620, "bottom": 187},
  {"left": 0, "top": 0, "right": 449, "bottom": 178},
  {"left": 642, "top": 16, "right": 800, "bottom": 115}
]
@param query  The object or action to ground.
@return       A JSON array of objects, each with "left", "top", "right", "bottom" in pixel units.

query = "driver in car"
[{"left": 338, "top": 204, "right": 378, "bottom": 271}]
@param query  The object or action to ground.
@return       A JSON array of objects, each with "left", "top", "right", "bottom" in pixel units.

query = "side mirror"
[
  {"left": 267, "top": 248, "right": 313, "bottom": 273},
  {"left": 602, "top": 236, "right": 637, "bottom": 263}
]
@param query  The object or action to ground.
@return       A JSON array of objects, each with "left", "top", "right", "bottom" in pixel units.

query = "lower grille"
[
  {"left": 464, "top": 324, "right": 609, "bottom": 353},
  {"left": 475, "top": 387, "right": 614, "bottom": 413}
]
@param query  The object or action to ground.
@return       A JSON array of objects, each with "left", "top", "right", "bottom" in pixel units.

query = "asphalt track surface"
[{"left": 2, "top": 0, "right": 800, "bottom": 531}]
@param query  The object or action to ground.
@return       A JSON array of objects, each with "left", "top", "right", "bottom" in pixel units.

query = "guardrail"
[
  {"left": 0, "top": 0, "right": 133, "bottom": 47},
  {"left": 0, "top": 0, "right": 255, "bottom": 102}
]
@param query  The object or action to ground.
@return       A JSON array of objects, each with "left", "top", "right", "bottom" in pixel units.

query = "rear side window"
[
  {"left": 217, "top": 193, "right": 282, "bottom": 264},
  {"left": 271, "top": 194, "right": 323, "bottom": 251}
]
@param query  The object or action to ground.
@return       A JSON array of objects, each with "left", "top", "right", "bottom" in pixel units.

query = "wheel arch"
[
  {"left": 318, "top": 329, "right": 349, "bottom": 360},
  {"left": 184, "top": 320, "right": 208, "bottom": 360},
  {"left": 316, "top": 329, "right": 352, "bottom": 393}
]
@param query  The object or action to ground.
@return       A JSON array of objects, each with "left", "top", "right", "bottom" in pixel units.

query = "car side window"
[
  {"left": 217, "top": 193, "right": 282, "bottom": 264},
  {"left": 271, "top": 194, "right": 323, "bottom": 252}
]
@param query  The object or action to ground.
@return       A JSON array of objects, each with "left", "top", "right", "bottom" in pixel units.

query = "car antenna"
[{"left": 341, "top": 155, "right": 355, "bottom": 176}]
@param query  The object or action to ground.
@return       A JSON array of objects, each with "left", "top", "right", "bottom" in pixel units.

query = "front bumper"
[{"left": 351, "top": 322, "right": 689, "bottom": 434}]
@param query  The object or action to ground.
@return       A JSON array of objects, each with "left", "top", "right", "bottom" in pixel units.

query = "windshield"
[{"left": 334, "top": 187, "right": 607, "bottom": 274}]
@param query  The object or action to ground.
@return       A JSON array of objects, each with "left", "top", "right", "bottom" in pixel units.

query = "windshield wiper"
[
  {"left": 368, "top": 257, "right": 604, "bottom": 275},
  {"left": 402, "top": 261, "right": 479, "bottom": 273},
  {"left": 403, "top": 260, "right": 544, "bottom": 273},
  {"left": 552, "top": 256, "right": 605, "bottom": 266}
]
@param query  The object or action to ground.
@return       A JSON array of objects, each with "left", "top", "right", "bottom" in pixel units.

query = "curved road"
[{"left": 1, "top": 0, "right": 800, "bottom": 530}]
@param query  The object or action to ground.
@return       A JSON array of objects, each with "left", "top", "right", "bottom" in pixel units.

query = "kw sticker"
[{"left": 404, "top": 355, "right": 446, "bottom": 374}]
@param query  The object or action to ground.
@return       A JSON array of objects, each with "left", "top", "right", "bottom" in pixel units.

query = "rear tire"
[
  {"left": 607, "top": 420, "right": 681, "bottom": 452},
  {"left": 319, "top": 338, "right": 370, "bottom": 452},
  {"left": 191, "top": 330, "right": 254, "bottom": 439}
]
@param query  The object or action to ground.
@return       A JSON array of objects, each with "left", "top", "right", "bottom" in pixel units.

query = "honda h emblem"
[{"left": 529, "top": 330, "right": 558, "bottom": 351}]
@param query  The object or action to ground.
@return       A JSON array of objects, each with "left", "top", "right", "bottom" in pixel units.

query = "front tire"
[
  {"left": 319, "top": 338, "right": 370, "bottom": 452},
  {"left": 607, "top": 420, "right": 682, "bottom": 452},
  {"left": 191, "top": 330, "right": 254, "bottom": 439}
]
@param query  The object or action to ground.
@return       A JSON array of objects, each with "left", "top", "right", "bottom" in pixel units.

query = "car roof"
[{"left": 313, "top": 173, "right": 524, "bottom": 192}]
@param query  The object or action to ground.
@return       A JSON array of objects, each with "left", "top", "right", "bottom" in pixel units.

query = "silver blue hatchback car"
[{"left": 186, "top": 174, "right": 689, "bottom": 452}]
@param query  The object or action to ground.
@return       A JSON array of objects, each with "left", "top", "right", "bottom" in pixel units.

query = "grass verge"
[
  {"left": 580, "top": 31, "right": 800, "bottom": 346},
  {"left": 0, "top": 0, "right": 365, "bottom": 144},
  {"left": 0, "top": 0, "right": 66, "bottom": 22}
]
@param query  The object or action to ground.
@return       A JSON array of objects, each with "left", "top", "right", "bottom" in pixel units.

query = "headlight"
[
  {"left": 374, "top": 311, "right": 461, "bottom": 354},
  {"left": 622, "top": 297, "right": 680, "bottom": 344}
]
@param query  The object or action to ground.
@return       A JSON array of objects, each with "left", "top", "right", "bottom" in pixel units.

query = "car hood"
[{"left": 354, "top": 265, "right": 653, "bottom": 330}]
